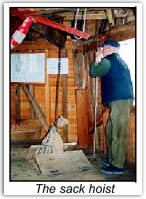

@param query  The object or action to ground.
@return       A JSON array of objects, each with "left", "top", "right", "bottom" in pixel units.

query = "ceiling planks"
[{"left": 10, "top": 7, "right": 136, "bottom": 46}]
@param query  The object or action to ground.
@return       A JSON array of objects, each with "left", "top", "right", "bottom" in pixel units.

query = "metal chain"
[{"left": 55, "top": 46, "right": 61, "bottom": 122}]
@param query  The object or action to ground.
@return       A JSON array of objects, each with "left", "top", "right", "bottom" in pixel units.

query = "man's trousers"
[{"left": 105, "top": 99, "right": 133, "bottom": 168}]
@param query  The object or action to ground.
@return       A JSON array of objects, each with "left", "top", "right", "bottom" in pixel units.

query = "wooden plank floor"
[{"left": 10, "top": 145, "right": 136, "bottom": 181}]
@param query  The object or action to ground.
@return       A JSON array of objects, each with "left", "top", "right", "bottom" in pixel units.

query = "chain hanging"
[{"left": 55, "top": 45, "right": 61, "bottom": 122}]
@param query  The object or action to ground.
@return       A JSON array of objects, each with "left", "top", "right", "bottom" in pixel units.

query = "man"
[{"left": 90, "top": 40, "right": 134, "bottom": 174}]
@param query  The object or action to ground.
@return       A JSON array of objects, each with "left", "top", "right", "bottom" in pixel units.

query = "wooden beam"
[
  {"left": 21, "top": 84, "right": 49, "bottom": 133},
  {"left": 11, "top": 8, "right": 25, "bottom": 20},
  {"left": 29, "top": 85, "right": 36, "bottom": 119},
  {"left": 99, "top": 22, "right": 135, "bottom": 42},
  {"left": 83, "top": 22, "right": 135, "bottom": 52},
  {"left": 60, "top": 12, "right": 107, "bottom": 20},
  {"left": 105, "top": 9, "right": 115, "bottom": 27},
  {"left": 11, "top": 8, "right": 38, "bottom": 18},
  {"left": 75, "top": 89, "right": 90, "bottom": 148},
  {"left": 15, "top": 84, "right": 21, "bottom": 123}
]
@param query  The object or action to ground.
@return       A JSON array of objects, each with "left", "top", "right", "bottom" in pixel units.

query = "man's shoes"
[
  {"left": 102, "top": 158, "right": 110, "bottom": 166},
  {"left": 100, "top": 165, "right": 124, "bottom": 175}
]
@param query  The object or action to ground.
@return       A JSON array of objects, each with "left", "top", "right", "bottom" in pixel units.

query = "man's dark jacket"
[{"left": 90, "top": 53, "right": 134, "bottom": 105}]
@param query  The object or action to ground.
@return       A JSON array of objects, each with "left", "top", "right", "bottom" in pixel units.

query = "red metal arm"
[
  {"left": 33, "top": 16, "right": 91, "bottom": 40},
  {"left": 11, "top": 9, "right": 91, "bottom": 40}
]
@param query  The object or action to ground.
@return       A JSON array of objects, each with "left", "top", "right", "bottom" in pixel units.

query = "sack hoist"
[
  {"left": 38, "top": 35, "right": 69, "bottom": 155},
  {"left": 11, "top": 10, "right": 90, "bottom": 156}
]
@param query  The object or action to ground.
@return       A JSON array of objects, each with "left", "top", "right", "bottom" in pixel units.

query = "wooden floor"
[{"left": 10, "top": 145, "right": 136, "bottom": 182}]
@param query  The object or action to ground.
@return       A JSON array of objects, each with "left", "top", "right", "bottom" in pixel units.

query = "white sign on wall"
[
  {"left": 47, "top": 58, "right": 68, "bottom": 74},
  {"left": 11, "top": 53, "right": 45, "bottom": 83}
]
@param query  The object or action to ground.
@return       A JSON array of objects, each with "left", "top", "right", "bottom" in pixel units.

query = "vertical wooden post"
[
  {"left": 76, "top": 89, "right": 89, "bottom": 148},
  {"left": 15, "top": 84, "right": 21, "bottom": 123},
  {"left": 29, "top": 85, "right": 36, "bottom": 119}
]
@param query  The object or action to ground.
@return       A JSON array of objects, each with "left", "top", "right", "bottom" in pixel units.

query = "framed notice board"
[{"left": 11, "top": 53, "right": 46, "bottom": 83}]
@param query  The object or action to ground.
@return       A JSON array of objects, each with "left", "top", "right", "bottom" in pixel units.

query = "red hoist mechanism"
[
  {"left": 11, "top": 10, "right": 91, "bottom": 49},
  {"left": 11, "top": 10, "right": 90, "bottom": 158}
]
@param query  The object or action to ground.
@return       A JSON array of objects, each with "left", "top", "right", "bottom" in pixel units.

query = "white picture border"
[{"left": 4, "top": 2, "right": 143, "bottom": 196}]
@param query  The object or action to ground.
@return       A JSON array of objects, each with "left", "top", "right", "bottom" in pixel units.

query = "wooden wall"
[
  {"left": 11, "top": 38, "right": 77, "bottom": 143},
  {"left": 10, "top": 38, "right": 135, "bottom": 164},
  {"left": 127, "top": 108, "right": 135, "bottom": 163}
]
